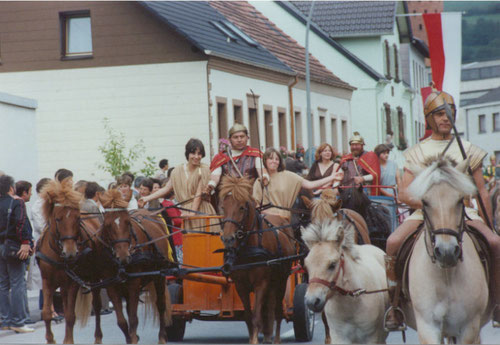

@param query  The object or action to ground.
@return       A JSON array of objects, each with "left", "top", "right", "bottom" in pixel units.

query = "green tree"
[
  {"left": 98, "top": 118, "right": 147, "bottom": 178},
  {"left": 140, "top": 156, "right": 157, "bottom": 177}
]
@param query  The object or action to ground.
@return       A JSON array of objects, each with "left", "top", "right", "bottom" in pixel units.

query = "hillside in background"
[{"left": 444, "top": 1, "right": 500, "bottom": 63}]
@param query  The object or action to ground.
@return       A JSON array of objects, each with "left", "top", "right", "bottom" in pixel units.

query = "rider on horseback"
[
  {"left": 339, "top": 132, "right": 381, "bottom": 196},
  {"left": 384, "top": 90, "right": 500, "bottom": 331}
]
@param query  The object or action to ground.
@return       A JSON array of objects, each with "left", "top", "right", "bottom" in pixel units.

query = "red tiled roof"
[{"left": 209, "top": 1, "right": 354, "bottom": 90}]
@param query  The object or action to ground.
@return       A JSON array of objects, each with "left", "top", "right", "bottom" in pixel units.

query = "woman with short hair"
[
  {"left": 139, "top": 138, "right": 219, "bottom": 232},
  {"left": 374, "top": 144, "right": 400, "bottom": 197}
]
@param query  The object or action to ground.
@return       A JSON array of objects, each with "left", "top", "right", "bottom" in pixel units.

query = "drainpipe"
[{"left": 288, "top": 76, "right": 299, "bottom": 150}]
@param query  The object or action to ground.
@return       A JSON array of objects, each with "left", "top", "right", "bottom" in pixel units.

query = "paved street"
[{"left": 1, "top": 291, "right": 499, "bottom": 344}]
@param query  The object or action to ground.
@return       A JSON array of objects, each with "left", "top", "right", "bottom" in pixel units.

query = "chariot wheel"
[
  {"left": 166, "top": 283, "right": 186, "bottom": 341},
  {"left": 293, "top": 283, "right": 315, "bottom": 342}
]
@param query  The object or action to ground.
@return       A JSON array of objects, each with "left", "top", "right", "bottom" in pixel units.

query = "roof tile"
[
  {"left": 292, "top": 1, "right": 396, "bottom": 38},
  {"left": 209, "top": 1, "right": 353, "bottom": 90}
]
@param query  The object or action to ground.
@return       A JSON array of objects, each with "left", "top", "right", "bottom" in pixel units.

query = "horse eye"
[
  {"left": 239, "top": 206, "right": 245, "bottom": 211},
  {"left": 422, "top": 200, "right": 428, "bottom": 207},
  {"left": 328, "top": 262, "right": 336, "bottom": 270}
]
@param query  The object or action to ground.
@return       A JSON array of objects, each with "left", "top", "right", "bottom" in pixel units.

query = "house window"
[
  {"left": 493, "top": 113, "right": 500, "bottom": 132},
  {"left": 384, "top": 40, "right": 391, "bottom": 79},
  {"left": 341, "top": 120, "right": 348, "bottom": 154},
  {"left": 60, "top": 11, "right": 92, "bottom": 58},
  {"left": 319, "top": 115, "right": 326, "bottom": 144},
  {"left": 216, "top": 99, "right": 228, "bottom": 140},
  {"left": 397, "top": 107, "right": 407, "bottom": 150},
  {"left": 294, "top": 111, "right": 303, "bottom": 147},
  {"left": 419, "top": 24, "right": 423, "bottom": 31},
  {"left": 278, "top": 110, "right": 287, "bottom": 148},
  {"left": 384, "top": 103, "right": 393, "bottom": 135},
  {"left": 233, "top": 102, "right": 243, "bottom": 124},
  {"left": 264, "top": 108, "right": 274, "bottom": 148},
  {"left": 331, "top": 118, "right": 338, "bottom": 148},
  {"left": 479, "top": 114, "right": 486, "bottom": 133},
  {"left": 393, "top": 44, "right": 400, "bottom": 83},
  {"left": 249, "top": 107, "right": 259, "bottom": 147}
]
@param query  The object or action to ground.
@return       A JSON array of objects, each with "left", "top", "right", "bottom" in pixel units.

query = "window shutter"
[{"left": 384, "top": 40, "right": 392, "bottom": 79}]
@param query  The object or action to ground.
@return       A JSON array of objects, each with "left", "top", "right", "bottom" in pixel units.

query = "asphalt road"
[{"left": 0, "top": 299, "right": 499, "bottom": 344}]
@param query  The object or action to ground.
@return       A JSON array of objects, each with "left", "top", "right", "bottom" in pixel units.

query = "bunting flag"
[{"left": 420, "top": 12, "right": 462, "bottom": 140}]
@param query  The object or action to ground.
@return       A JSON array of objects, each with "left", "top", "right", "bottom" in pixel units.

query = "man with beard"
[{"left": 339, "top": 132, "right": 381, "bottom": 196}]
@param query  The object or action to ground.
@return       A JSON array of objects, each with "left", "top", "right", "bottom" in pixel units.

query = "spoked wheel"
[
  {"left": 166, "top": 283, "right": 186, "bottom": 341},
  {"left": 293, "top": 283, "right": 315, "bottom": 342}
]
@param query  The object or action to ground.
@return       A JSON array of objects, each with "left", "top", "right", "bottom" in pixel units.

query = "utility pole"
[{"left": 305, "top": 1, "right": 315, "bottom": 150}]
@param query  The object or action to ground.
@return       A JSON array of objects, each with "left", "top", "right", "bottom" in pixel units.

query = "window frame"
[
  {"left": 493, "top": 112, "right": 500, "bottom": 132},
  {"left": 60, "top": 10, "right": 93, "bottom": 60},
  {"left": 478, "top": 114, "right": 486, "bottom": 133}
]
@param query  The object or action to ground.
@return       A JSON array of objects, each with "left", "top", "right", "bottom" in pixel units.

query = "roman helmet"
[
  {"left": 228, "top": 123, "right": 248, "bottom": 137},
  {"left": 424, "top": 90, "right": 456, "bottom": 131},
  {"left": 349, "top": 132, "right": 365, "bottom": 145}
]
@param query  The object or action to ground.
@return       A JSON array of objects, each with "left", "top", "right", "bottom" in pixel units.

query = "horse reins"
[
  {"left": 421, "top": 200, "right": 469, "bottom": 263},
  {"left": 309, "top": 253, "right": 388, "bottom": 298}
]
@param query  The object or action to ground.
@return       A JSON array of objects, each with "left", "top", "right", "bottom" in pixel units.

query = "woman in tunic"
[
  {"left": 374, "top": 144, "right": 400, "bottom": 197},
  {"left": 253, "top": 148, "right": 343, "bottom": 221},
  {"left": 139, "top": 138, "right": 219, "bottom": 232},
  {"left": 307, "top": 143, "right": 341, "bottom": 195}
]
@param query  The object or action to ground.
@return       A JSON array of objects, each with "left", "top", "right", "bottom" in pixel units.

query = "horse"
[
  {"left": 405, "top": 156, "right": 492, "bottom": 343},
  {"left": 219, "top": 176, "right": 296, "bottom": 344},
  {"left": 97, "top": 189, "right": 172, "bottom": 344},
  {"left": 301, "top": 217, "right": 389, "bottom": 343},
  {"left": 36, "top": 179, "right": 91, "bottom": 344},
  {"left": 338, "top": 185, "right": 391, "bottom": 250}
]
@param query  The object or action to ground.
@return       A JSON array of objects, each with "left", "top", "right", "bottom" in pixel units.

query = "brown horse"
[
  {"left": 98, "top": 189, "right": 172, "bottom": 344},
  {"left": 219, "top": 176, "right": 296, "bottom": 344},
  {"left": 36, "top": 179, "right": 89, "bottom": 344}
]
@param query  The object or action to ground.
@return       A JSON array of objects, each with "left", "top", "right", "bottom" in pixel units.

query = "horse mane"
[
  {"left": 219, "top": 176, "right": 254, "bottom": 203},
  {"left": 301, "top": 218, "right": 355, "bottom": 252},
  {"left": 310, "top": 189, "right": 341, "bottom": 223},
  {"left": 100, "top": 189, "right": 129, "bottom": 209},
  {"left": 408, "top": 156, "right": 476, "bottom": 200},
  {"left": 40, "top": 178, "right": 82, "bottom": 221}
]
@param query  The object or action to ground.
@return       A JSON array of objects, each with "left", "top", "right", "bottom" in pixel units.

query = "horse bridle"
[
  {"left": 221, "top": 201, "right": 252, "bottom": 242},
  {"left": 52, "top": 203, "right": 82, "bottom": 252},
  {"left": 421, "top": 199, "right": 468, "bottom": 263},
  {"left": 308, "top": 253, "right": 348, "bottom": 296},
  {"left": 102, "top": 208, "right": 134, "bottom": 254}
]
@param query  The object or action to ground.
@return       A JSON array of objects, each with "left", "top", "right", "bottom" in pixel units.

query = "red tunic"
[
  {"left": 339, "top": 151, "right": 381, "bottom": 196},
  {"left": 210, "top": 146, "right": 263, "bottom": 179}
]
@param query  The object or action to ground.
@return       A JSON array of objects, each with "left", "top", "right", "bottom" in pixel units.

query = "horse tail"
[
  {"left": 75, "top": 287, "right": 93, "bottom": 327},
  {"left": 143, "top": 281, "right": 172, "bottom": 327}
]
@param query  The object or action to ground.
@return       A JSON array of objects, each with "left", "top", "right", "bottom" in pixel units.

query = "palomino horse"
[
  {"left": 97, "top": 189, "right": 172, "bottom": 344},
  {"left": 302, "top": 217, "right": 388, "bottom": 343},
  {"left": 36, "top": 179, "right": 90, "bottom": 344},
  {"left": 219, "top": 176, "right": 296, "bottom": 344},
  {"left": 406, "top": 157, "right": 492, "bottom": 343},
  {"left": 301, "top": 189, "right": 372, "bottom": 343}
]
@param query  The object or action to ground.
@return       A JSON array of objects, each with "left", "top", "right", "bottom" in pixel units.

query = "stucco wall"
[
  {"left": 209, "top": 68, "right": 352, "bottom": 154},
  {"left": 0, "top": 62, "right": 209, "bottom": 184},
  {"left": 0, "top": 92, "right": 38, "bottom": 183},
  {"left": 464, "top": 103, "right": 500, "bottom": 159}
]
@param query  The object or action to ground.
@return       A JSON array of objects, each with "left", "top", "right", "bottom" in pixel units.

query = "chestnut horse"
[
  {"left": 36, "top": 179, "right": 90, "bottom": 344},
  {"left": 96, "top": 190, "right": 172, "bottom": 344},
  {"left": 219, "top": 176, "right": 296, "bottom": 344},
  {"left": 406, "top": 157, "right": 492, "bottom": 343}
]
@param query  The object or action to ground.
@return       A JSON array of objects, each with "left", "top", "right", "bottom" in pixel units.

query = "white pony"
[
  {"left": 301, "top": 217, "right": 389, "bottom": 344},
  {"left": 406, "top": 157, "right": 492, "bottom": 343}
]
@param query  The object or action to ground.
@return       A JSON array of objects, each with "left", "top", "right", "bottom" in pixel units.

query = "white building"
[
  {"left": 0, "top": 1, "right": 353, "bottom": 183},
  {"left": 0, "top": 91, "right": 38, "bottom": 183},
  {"left": 252, "top": 1, "right": 429, "bottom": 155}
]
